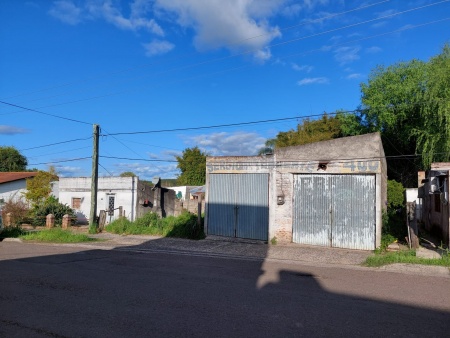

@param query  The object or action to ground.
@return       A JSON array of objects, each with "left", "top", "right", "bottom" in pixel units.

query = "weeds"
[
  {"left": 20, "top": 228, "right": 96, "bottom": 243},
  {"left": 365, "top": 250, "right": 450, "bottom": 267},
  {"left": 0, "top": 226, "right": 27, "bottom": 238},
  {"left": 105, "top": 211, "right": 205, "bottom": 240}
]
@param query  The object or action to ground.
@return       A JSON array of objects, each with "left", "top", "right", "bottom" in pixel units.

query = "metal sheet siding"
[
  {"left": 332, "top": 175, "right": 375, "bottom": 250},
  {"left": 236, "top": 174, "right": 269, "bottom": 241},
  {"left": 207, "top": 174, "right": 269, "bottom": 240},
  {"left": 207, "top": 174, "right": 235, "bottom": 237},
  {"left": 293, "top": 174, "right": 376, "bottom": 250},
  {"left": 293, "top": 175, "right": 331, "bottom": 246}
]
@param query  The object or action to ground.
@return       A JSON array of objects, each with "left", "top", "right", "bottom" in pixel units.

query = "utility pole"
[{"left": 89, "top": 124, "right": 99, "bottom": 228}]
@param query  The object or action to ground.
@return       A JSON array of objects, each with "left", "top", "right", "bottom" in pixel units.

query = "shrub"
[
  {"left": 384, "top": 180, "right": 406, "bottom": 240},
  {"left": 1, "top": 198, "right": 30, "bottom": 226},
  {"left": 29, "top": 196, "right": 76, "bottom": 227}
]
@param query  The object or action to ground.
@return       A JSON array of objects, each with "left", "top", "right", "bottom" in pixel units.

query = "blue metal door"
[{"left": 207, "top": 174, "right": 269, "bottom": 241}]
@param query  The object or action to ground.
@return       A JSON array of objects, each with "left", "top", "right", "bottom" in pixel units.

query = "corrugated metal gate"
[
  {"left": 207, "top": 174, "right": 269, "bottom": 241},
  {"left": 293, "top": 174, "right": 375, "bottom": 250}
]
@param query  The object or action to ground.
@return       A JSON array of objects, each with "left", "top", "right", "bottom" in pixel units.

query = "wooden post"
[
  {"left": 119, "top": 206, "right": 123, "bottom": 218},
  {"left": 89, "top": 124, "right": 100, "bottom": 228}
]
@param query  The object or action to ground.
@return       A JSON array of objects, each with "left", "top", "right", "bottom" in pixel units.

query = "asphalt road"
[{"left": 1, "top": 241, "right": 449, "bottom": 337}]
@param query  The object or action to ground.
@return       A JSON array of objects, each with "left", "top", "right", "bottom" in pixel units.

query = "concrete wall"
[{"left": 206, "top": 133, "right": 387, "bottom": 248}]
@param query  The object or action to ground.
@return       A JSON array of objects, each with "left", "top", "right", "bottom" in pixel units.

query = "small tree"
[
  {"left": 120, "top": 171, "right": 137, "bottom": 177},
  {"left": 176, "top": 147, "right": 207, "bottom": 186},
  {"left": 0, "top": 146, "right": 28, "bottom": 172},
  {"left": 29, "top": 196, "right": 75, "bottom": 227},
  {"left": 24, "top": 167, "right": 58, "bottom": 205}
]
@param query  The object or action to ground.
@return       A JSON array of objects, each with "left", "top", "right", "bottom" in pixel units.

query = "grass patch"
[
  {"left": 365, "top": 250, "right": 450, "bottom": 267},
  {"left": 105, "top": 211, "right": 205, "bottom": 240},
  {"left": 20, "top": 228, "right": 97, "bottom": 243}
]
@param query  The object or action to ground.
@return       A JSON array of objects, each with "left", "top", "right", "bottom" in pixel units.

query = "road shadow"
[{"left": 0, "top": 237, "right": 449, "bottom": 337}]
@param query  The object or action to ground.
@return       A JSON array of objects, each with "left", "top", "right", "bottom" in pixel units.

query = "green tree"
[
  {"left": 176, "top": 147, "right": 207, "bottom": 186},
  {"left": 24, "top": 167, "right": 58, "bottom": 205},
  {"left": 0, "top": 146, "right": 28, "bottom": 172},
  {"left": 120, "top": 171, "right": 137, "bottom": 177},
  {"left": 358, "top": 44, "right": 450, "bottom": 185}
]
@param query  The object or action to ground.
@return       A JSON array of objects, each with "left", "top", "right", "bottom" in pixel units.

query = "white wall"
[
  {"left": 58, "top": 177, "right": 138, "bottom": 224},
  {"left": 0, "top": 179, "right": 28, "bottom": 204}
]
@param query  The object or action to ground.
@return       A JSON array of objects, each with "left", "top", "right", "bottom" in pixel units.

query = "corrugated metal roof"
[{"left": 0, "top": 172, "right": 38, "bottom": 184}]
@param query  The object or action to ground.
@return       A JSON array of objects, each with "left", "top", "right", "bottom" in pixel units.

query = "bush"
[
  {"left": 29, "top": 196, "right": 76, "bottom": 227},
  {"left": 384, "top": 180, "right": 406, "bottom": 240},
  {"left": 1, "top": 198, "right": 30, "bottom": 226}
]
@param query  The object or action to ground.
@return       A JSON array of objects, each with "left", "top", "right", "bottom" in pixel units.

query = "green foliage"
[
  {"left": 365, "top": 250, "right": 450, "bottom": 267},
  {"left": 105, "top": 211, "right": 205, "bottom": 240},
  {"left": 383, "top": 180, "right": 406, "bottom": 240},
  {"left": 29, "top": 196, "right": 76, "bottom": 227},
  {"left": 0, "top": 226, "right": 27, "bottom": 238},
  {"left": 0, "top": 146, "right": 28, "bottom": 172},
  {"left": 20, "top": 228, "right": 96, "bottom": 243},
  {"left": 272, "top": 113, "right": 344, "bottom": 148},
  {"left": 270, "top": 236, "right": 278, "bottom": 245},
  {"left": 377, "top": 233, "right": 397, "bottom": 253},
  {"left": 24, "top": 168, "right": 58, "bottom": 205},
  {"left": 120, "top": 171, "right": 137, "bottom": 177},
  {"left": 359, "top": 44, "right": 450, "bottom": 184},
  {"left": 176, "top": 147, "right": 207, "bottom": 186}
]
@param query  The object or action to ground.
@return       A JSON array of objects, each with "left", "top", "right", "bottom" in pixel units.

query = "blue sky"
[{"left": 1, "top": 0, "right": 449, "bottom": 180}]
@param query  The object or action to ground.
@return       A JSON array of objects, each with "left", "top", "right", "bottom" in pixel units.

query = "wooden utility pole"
[{"left": 89, "top": 124, "right": 99, "bottom": 227}]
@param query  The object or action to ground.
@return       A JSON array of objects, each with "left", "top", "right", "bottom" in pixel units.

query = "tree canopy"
[
  {"left": 120, "top": 171, "right": 137, "bottom": 177},
  {"left": 0, "top": 146, "right": 28, "bottom": 172},
  {"left": 24, "top": 167, "right": 59, "bottom": 205},
  {"left": 176, "top": 147, "right": 207, "bottom": 186}
]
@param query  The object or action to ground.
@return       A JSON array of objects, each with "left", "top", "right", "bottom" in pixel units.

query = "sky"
[{"left": 1, "top": 0, "right": 449, "bottom": 181}]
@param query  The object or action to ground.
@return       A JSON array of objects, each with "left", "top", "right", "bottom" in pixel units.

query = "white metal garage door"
[{"left": 293, "top": 174, "right": 376, "bottom": 250}]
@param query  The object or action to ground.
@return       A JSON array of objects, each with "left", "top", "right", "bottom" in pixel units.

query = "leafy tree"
[
  {"left": 120, "top": 171, "right": 137, "bottom": 177},
  {"left": 24, "top": 167, "right": 58, "bottom": 205},
  {"left": 0, "top": 146, "right": 27, "bottom": 172},
  {"left": 358, "top": 44, "right": 450, "bottom": 185},
  {"left": 176, "top": 147, "right": 207, "bottom": 185}
]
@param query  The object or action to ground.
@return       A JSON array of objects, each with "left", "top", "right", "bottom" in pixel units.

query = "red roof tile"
[{"left": 0, "top": 172, "right": 38, "bottom": 184}]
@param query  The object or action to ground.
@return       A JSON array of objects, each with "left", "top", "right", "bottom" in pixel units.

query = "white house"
[
  {"left": 58, "top": 176, "right": 150, "bottom": 225},
  {"left": 0, "top": 172, "right": 38, "bottom": 204}
]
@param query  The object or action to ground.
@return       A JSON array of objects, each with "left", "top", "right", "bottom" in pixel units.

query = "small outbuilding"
[{"left": 205, "top": 132, "right": 387, "bottom": 250}]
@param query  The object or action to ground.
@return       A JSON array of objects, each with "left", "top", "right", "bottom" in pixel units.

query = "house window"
[
  {"left": 72, "top": 198, "right": 82, "bottom": 209},
  {"left": 434, "top": 194, "right": 441, "bottom": 213}
]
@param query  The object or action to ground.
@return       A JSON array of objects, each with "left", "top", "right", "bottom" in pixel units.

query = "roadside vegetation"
[
  {"left": 105, "top": 211, "right": 205, "bottom": 240},
  {"left": 1, "top": 227, "right": 96, "bottom": 243},
  {"left": 365, "top": 249, "right": 450, "bottom": 268}
]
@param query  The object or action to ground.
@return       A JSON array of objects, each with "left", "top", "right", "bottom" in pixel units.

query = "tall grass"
[{"left": 105, "top": 211, "right": 205, "bottom": 240}]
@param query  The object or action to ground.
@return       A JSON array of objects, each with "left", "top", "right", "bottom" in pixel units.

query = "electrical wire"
[
  {"left": 19, "top": 137, "right": 92, "bottom": 151},
  {"left": 0, "top": 0, "right": 390, "bottom": 101}
]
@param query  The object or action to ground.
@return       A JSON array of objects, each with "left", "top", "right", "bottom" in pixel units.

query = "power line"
[
  {"left": 100, "top": 155, "right": 177, "bottom": 163},
  {"left": 28, "top": 157, "right": 92, "bottom": 166},
  {"left": 20, "top": 137, "right": 92, "bottom": 151},
  {"left": 0, "top": 0, "right": 390, "bottom": 102},
  {"left": 0, "top": 100, "right": 93, "bottom": 125},
  {"left": 3, "top": 2, "right": 447, "bottom": 115}
]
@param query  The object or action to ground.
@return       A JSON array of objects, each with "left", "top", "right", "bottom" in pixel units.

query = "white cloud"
[
  {"left": 86, "top": 0, "right": 164, "bottom": 35},
  {"left": 186, "top": 131, "right": 266, "bottom": 156},
  {"left": 143, "top": 39, "right": 175, "bottom": 56},
  {"left": 291, "top": 63, "right": 313, "bottom": 72},
  {"left": 48, "top": 0, "right": 82, "bottom": 25},
  {"left": 297, "top": 77, "right": 329, "bottom": 86},
  {"left": 113, "top": 162, "right": 179, "bottom": 180},
  {"left": 0, "top": 125, "right": 30, "bottom": 135},
  {"left": 346, "top": 73, "right": 363, "bottom": 80},
  {"left": 333, "top": 46, "right": 361, "bottom": 65},
  {"left": 54, "top": 165, "right": 84, "bottom": 177},
  {"left": 154, "top": 0, "right": 282, "bottom": 60},
  {"left": 365, "top": 46, "right": 382, "bottom": 54}
]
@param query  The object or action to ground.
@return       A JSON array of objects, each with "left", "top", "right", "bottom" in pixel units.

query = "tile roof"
[{"left": 0, "top": 172, "right": 38, "bottom": 184}]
